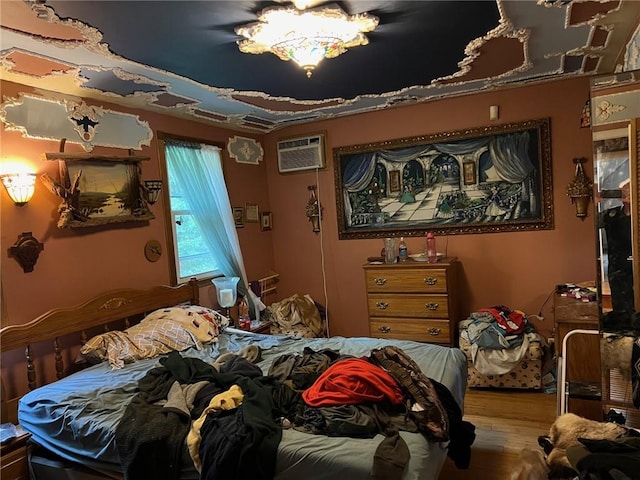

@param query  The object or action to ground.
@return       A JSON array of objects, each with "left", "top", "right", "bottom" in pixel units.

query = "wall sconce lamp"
[
  {"left": 566, "top": 157, "right": 593, "bottom": 220},
  {"left": 305, "top": 185, "right": 323, "bottom": 233},
  {"left": 1, "top": 172, "right": 36, "bottom": 206},
  {"left": 143, "top": 180, "right": 163, "bottom": 205}
]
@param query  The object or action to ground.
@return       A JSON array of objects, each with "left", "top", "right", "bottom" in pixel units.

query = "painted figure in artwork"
[{"left": 485, "top": 186, "right": 508, "bottom": 219}]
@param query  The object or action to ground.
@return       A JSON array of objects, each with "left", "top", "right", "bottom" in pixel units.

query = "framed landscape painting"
[
  {"left": 333, "top": 118, "right": 553, "bottom": 239},
  {"left": 42, "top": 157, "right": 154, "bottom": 228}
]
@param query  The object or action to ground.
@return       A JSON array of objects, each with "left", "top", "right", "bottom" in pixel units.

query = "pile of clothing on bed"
[
  {"left": 115, "top": 344, "right": 475, "bottom": 480},
  {"left": 263, "top": 293, "right": 327, "bottom": 338},
  {"left": 459, "top": 305, "right": 547, "bottom": 389}
]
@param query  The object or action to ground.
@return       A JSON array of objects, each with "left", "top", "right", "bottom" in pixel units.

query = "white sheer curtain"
[{"left": 165, "top": 142, "right": 264, "bottom": 318}]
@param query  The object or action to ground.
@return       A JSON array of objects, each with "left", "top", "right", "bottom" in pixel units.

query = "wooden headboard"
[{"left": 0, "top": 279, "right": 199, "bottom": 423}]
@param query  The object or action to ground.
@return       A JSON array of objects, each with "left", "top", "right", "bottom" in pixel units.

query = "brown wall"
[
  {"left": 264, "top": 76, "right": 598, "bottom": 341},
  {"left": 2, "top": 76, "right": 597, "bottom": 350}
]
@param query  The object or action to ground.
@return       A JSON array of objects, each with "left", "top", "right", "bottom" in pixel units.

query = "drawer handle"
[
  {"left": 378, "top": 326, "right": 391, "bottom": 333},
  {"left": 425, "top": 302, "right": 439, "bottom": 311},
  {"left": 427, "top": 327, "right": 441, "bottom": 336},
  {"left": 376, "top": 301, "right": 389, "bottom": 310},
  {"left": 424, "top": 277, "right": 437, "bottom": 286},
  {"left": 374, "top": 277, "right": 387, "bottom": 286}
]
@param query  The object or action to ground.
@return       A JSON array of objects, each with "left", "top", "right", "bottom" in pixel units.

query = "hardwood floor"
[{"left": 439, "top": 388, "right": 557, "bottom": 479}]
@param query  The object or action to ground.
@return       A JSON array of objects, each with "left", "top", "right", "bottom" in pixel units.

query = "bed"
[{"left": 0, "top": 280, "right": 472, "bottom": 480}]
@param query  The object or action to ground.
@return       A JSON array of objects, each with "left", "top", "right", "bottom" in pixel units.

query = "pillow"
[
  {"left": 78, "top": 304, "right": 230, "bottom": 369},
  {"left": 177, "top": 304, "right": 230, "bottom": 332}
]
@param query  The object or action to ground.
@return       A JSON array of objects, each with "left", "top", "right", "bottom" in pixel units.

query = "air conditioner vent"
[{"left": 277, "top": 134, "right": 325, "bottom": 173}]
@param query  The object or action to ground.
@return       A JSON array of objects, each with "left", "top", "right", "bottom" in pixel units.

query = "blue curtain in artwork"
[
  {"left": 343, "top": 135, "right": 530, "bottom": 187},
  {"left": 488, "top": 132, "right": 534, "bottom": 182}
]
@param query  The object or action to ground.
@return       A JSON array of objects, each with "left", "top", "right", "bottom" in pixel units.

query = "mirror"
[
  {"left": 593, "top": 125, "right": 637, "bottom": 333},
  {"left": 590, "top": 71, "right": 639, "bottom": 426}
]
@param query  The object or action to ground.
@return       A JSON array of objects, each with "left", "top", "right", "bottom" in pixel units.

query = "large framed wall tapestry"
[{"left": 333, "top": 118, "right": 553, "bottom": 239}]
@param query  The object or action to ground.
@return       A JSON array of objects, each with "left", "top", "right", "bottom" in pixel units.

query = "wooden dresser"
[{"left": 363, "top": 258, "right": 460, "bottom": 346}]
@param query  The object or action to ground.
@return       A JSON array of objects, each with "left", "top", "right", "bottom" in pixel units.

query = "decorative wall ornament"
[
  {"left": 227, "top": 136, "right": 264, "bottom": 164},
  {"left": 306, "top": 185, "right": 323, "bottom": 233},
  {"left": 580, "top": 99, "right": 591, "bottom": 128},
  {"left": 596, "top": 100, "right": 626, "bottom": 121},
  {"left": 0, "top": 94, "right": 152, "bottom": 151},
  {"left": 98, "top": 298, "right": 133, "bottom": 311},
  {"left": 566, "top": 157, "right": 593, "bottom": 220},
  {"left": 8, "top": 232, "right": 44, "bottom": 273},
  {"left": 67, "top": 101, "right": 103, "bottom": 142}
]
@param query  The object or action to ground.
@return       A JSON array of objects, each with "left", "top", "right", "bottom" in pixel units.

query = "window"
[
  {"left": 158, "top": 133, "right": 227, "bottom": 284},
  {"left": 167, "top": 170, "right": 219, "bottom": 282}
]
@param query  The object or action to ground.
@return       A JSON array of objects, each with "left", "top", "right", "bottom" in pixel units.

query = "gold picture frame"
[{"left": 333, "top": 118, "right": 553, "bottom": 238}]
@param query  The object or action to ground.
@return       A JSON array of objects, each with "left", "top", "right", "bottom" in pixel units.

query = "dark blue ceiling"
[{"left": 46, "top": 1, "right": 500, "bottom": 101}]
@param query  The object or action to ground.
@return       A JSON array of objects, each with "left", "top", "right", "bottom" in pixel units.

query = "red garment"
[
  {"left": 302, "top": 357, "right": 404, "bottom": 407},
  {"left": 479, "top": 305, "right": 526, "bottom": 334}
]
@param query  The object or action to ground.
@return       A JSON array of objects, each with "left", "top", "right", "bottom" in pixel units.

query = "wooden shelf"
[{"left": 42, "top": 152, "right": 150, "bottom": 162}]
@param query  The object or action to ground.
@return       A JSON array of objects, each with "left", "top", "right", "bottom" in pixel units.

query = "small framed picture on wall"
[
  {"left": 260, "top": 211, "right": 272, "bottom": 231},
  {"left": 233, "top": 207, "right": 244, "bottom": 227},
  {"left": 245, "top": 203, "right": 259, "bottom": 223}
]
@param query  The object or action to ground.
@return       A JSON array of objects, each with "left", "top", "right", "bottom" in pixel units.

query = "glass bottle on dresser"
[
  {"left": 426, "top": 232, "right": 437, "bottom": 263},
  {"left": 398, "top": 237, "right": 408, "bottom": 262}
]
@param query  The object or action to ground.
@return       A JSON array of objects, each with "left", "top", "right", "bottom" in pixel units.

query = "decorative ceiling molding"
[
  {"left": 4, "top": 49, "right": 74, "bottom": 77},
  {"left": 1, "top": 1, "right": 638, "bottom": 132},
  {"left": 626, "top": 23, "right": 640, "bottom": 70},
  {"left": 227, "top": 136, "right": 264, "bottom": 165},
  {"left": 592, "top": 88, "right": 640, "bottom": 126},
  {"left": 1, "top": 93, "right": 152, "bottom": 151}
]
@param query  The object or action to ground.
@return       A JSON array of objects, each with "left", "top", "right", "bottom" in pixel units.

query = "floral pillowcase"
[{"left": 77, "top": 304, "right": 230, "bottom": 369}]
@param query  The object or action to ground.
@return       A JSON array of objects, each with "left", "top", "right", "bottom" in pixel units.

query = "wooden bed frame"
[
  {"left": 0, "top": 279, "right": 200, "bottom": 424},
  {"left": 0, "top": 280, "right": 468, "bottom": 480}
]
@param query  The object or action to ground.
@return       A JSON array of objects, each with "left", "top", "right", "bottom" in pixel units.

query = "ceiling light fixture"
[{"left": 235, "top": 4, "right": 378, "bottom": 78}]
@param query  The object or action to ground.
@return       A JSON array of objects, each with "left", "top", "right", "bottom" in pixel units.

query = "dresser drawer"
[
  {"left": 367, "top": 293, "right": 449, "bottom": 318},
  {"left": 1, "top": 444, "right": 29, "bottom": 480},
  {"left": 365, "top": 269, "right": 448, "bottom": 293},
  {"left": 369, "top": 318, "right": 450, "bottom": 344}
]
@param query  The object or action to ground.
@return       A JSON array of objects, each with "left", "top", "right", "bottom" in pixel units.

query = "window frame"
[{"left": 157, "top": 131, "right": 226, "bottom": 285}]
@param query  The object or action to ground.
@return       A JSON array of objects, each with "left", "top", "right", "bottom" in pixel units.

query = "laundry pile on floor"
[{"left": 460, "top": 305, "right": 546, "bottom": 377}]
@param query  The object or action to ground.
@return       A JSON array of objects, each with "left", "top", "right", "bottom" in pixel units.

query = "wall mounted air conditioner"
[{"left": 277, "top": 134, "right": 325, "bottom": 173}]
